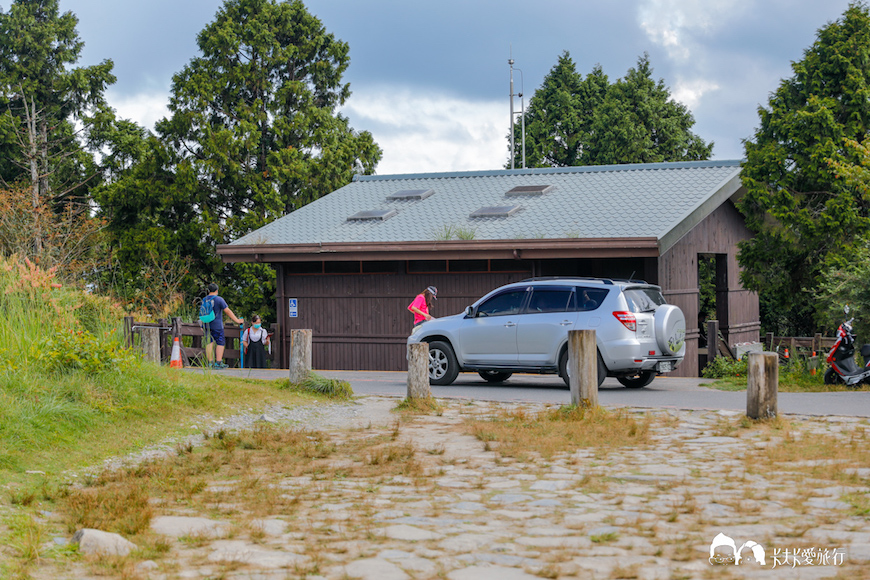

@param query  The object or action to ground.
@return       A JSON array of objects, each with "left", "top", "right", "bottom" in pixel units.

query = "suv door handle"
[
  {"left": 504, "top": 322, "right": 517, "bottom": 328},
  {"left": 560, "top": 320, "right": 573, "bottom": 326}
]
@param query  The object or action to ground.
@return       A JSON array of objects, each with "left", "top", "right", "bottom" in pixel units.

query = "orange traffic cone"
[
  {"left": 169, "top": 337, "right": 183, "bottom": 369},
  {"left": 784, "top": 348, "right": 790, "bottom": 359}
]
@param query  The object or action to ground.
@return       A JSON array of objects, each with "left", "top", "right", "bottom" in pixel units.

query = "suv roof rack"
[{"left": 518, "top": 276, "right": 649, "bottom": 285}]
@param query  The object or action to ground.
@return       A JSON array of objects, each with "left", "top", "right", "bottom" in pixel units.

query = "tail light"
[{"left": 612, "top": 311, "right": 636, "bottom": 332}]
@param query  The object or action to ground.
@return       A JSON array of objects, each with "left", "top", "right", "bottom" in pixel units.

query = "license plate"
[{"left": 657, "top": 361, "right": 672, "bottom": 373}]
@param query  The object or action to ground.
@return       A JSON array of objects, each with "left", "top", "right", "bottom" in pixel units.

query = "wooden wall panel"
[
  {"left": 279, "top": 271, "right": 531, "bottom": 371},
  {"left": 659, "top": 199, "right": 760, "bottom": 376}
]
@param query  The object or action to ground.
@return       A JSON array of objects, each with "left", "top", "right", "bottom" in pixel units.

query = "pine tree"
[{"left": 738, "top": 2, "right": 870, "bottom": 335}]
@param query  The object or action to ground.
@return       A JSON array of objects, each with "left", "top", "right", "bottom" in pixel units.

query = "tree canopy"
[
  {"left": 0, "top": 0, "right": 114, "bottom": 203},
  {"left": 737, "top": 2, "right": 870, "bottom": 335},
  {"left": 94, "top": 0, "right": 382, "bottom": 316},
  {"left": 0, "top": 0, "right": 113, "bottom": 271},
  {"left": 509, "top": 52, "right": 712, "bottom": 168}
]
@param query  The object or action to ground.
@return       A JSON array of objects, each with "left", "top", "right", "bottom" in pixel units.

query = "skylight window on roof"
[
  {"left": 347, "top": 209, "right": 398, "bottom": 222},
  {"left": 469, "top": 205, "right": 521, "bottom": 218},
  {"left": 386, "top": 188, "right": 434, "bottom": 201},
  {"left": 505, "top": 185, "right": 553, "bottom": 197}
]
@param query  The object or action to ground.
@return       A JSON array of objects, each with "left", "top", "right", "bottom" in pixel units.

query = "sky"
[{"left": 60, "top": 0, "right": 856, "bottom": 176}]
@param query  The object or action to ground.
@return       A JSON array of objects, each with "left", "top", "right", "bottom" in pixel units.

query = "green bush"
[
  {"left": 36, "top": 329, "right": 138, "bottom": 375},
  {"left": 701, "top": 355, "right": 748, "bottom": 379}
]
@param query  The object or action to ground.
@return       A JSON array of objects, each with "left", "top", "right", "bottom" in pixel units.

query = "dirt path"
[{"left": 14, "top": 396, "right": 870, "bottom": 579}]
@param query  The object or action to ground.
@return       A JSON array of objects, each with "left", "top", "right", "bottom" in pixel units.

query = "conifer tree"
[{"left": 738, "top": 2, "right": 870, "bottom": 335}]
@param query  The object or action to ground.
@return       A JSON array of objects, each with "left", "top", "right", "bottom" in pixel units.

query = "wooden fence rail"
[
  {"left": 124, "top": 316, "right": 282, "bottom": 368},
  {"left": 764, "top": 332, "right": 836, "bottom": 356}
]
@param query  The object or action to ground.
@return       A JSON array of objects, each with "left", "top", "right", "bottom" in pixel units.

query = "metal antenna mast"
[
  {"left": 509, "top": 55, "right": 515, "bottom": 170},
  {"left": 509, "top": 51, "right": 525, "bottom": 170}
]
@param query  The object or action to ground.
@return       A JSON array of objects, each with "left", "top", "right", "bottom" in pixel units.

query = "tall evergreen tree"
[
  {"left": 509, "top": 52, "right": 608, "bottom": 168},
  {"left": 737, "top": 2, "right": 870, "bottom": 335},
  {"left": 584, "top": 55, "right": 712, "bottom": 165},
  {"left": 96, "top": 0, "right": 381, "bottom": 316},
  {"left": 157, "top": 0, "right": 381, "bottom": 239},
  {"left": 0, "top": 0, "right": 114, "bottom": 266},
  {"left": 0, "top": 0, "right": 114, "bottom": 211},
  {"left": 510, "top": 53, "right": 711, "bottom": 168}
]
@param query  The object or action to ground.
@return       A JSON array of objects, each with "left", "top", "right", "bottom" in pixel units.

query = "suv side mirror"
[{"left": 465, "top": 306, "right": 474, "bottom": 317}]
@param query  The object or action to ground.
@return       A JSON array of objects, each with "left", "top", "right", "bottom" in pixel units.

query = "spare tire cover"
[{"left": 655, "top": 305, "right": 686, "bottom": 356}]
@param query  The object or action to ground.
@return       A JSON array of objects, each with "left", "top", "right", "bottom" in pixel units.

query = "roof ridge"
[{"left": 353, "top": 159, "right": 743, "bottom": 182}]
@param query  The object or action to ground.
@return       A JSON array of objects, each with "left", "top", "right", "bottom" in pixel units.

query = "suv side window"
[
  {"left": 624, "top": 288, "right": 666, "bottom": 313},
  {"left": 527, "top": 287, "right": 573, "bottom": 313},
  {"left": 476, "top": 290, "right": 527, "bottom": 317},
  {"left": 574, "top": 287, "right": 609, "bottom": 311}
]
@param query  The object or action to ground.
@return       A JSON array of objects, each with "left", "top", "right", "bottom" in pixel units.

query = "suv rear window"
[{"left": 624, "top": 288, "right": 666, "bottom": 313}]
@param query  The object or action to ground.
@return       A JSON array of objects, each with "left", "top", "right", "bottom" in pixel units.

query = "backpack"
[{"left": 199, "top": 296, "right": 216, "bottom": 324}]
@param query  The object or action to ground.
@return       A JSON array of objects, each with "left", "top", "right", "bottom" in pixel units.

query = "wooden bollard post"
[
  {"left": 288, "top": 329, "right": 312, "bottom": 384},
  {"left": 140, "top": 326, "right": 161, "bottom": 364},
  {"left": 568, "top": 329, "right": 598, "bottom": 408},
  {"left": 407, "top": 343, "right": 431, "bottom": 399},
  {"left": 747, "top": 351, "right": 778, "bottom": 419}
]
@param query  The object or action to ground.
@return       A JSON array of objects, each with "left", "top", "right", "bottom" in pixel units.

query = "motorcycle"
[{"left": 825, "top": 305, "right": 870, "bottom": 387}]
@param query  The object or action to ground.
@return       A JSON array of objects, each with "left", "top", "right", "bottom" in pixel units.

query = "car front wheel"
[
  {"left": 617, "top": 371, "right": 655, "bottom": 388},
  {"left": 428, "top": 340, "right": 460, "bottom": 386}
]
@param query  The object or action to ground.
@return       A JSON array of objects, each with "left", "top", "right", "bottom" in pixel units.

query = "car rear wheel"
[
  {"left": 428, "top": 340, "right": 460, "bottom": 386},
  {"left": 559, "top": 348, "right": 606, "bottom": 388},
  {"left": 478, "top": 370, "right": 512, "bottom": 383},
  {"left": 617, "top": 371, "right": 655, "bottom": 388}
]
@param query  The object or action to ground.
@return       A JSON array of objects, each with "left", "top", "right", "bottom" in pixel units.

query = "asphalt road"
[{"left": 206, "top": 368, "right": 870, "bottom": 418}]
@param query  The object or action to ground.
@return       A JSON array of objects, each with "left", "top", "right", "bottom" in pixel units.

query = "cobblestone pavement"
[{"left": 33, "top": 397, "right": 870, "bottom": 579}]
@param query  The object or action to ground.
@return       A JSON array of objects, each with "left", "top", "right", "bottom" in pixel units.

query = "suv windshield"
[{"left": 624, "top": 288, "right": 666, "bottom": 313}]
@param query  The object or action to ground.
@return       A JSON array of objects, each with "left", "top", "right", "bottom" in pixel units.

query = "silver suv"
[{"left": 407, "top": 278, "right": 686, "bottom": 388}]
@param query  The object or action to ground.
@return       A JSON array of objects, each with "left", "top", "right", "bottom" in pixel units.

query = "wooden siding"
[
  {"left": 278, "top": 271, "right": 530, "bottom": 371},
  {"left": 275, "top": 257, "right": 651, "bottom": 371},
  {"left": 658, "top": 200, "right": 760, "bottom": 377}
]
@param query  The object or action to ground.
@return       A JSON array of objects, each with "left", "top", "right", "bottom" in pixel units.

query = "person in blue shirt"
[{"left": 204, "top": 283, "right": 244, "bottom": 368}]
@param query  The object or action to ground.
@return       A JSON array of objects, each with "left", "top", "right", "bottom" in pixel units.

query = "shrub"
[
  {"left": 701, "top": 355, "right": 748, "bottom": 379},
  {"left": 36, "top": 329, "right": 138, "bottom": 375}
]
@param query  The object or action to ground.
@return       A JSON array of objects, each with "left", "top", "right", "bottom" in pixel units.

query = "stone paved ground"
[{"left": 25, "top": 397, "right": 870, "bottom": 579}]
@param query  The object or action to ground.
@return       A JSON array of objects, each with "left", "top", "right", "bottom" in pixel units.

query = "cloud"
[
  {"left": 671, "top": 77, "right": 721, "bottom": 110},
  {"left": 342, "top": 87, "right": 508, "bottom": 175},
  {"left": 106, "top": 90, "right": 170, "bottom": 132},
  {"left": 637, "top": 0, "right": 751, "bottom": 61}
]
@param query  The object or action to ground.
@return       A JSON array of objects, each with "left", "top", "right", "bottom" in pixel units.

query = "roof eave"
[
  {"left": 216, "top": 237, "right": 660, "bottom": 264},
  {"left": 657, "top": 173, "right": 745, "bottom": 255}
]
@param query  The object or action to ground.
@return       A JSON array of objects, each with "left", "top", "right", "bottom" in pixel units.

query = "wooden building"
[{"left": 218, "top": 160, "right": 759, "bottom": 377}]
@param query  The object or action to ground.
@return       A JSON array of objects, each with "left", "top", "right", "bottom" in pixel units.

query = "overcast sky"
[{"left": 61, "top": 0, "right": 854, "bottom": 175}]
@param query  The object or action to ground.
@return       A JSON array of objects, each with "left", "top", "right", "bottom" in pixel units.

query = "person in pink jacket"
[{"left": 408, "top": 286, "right": 437, "bottom": 327}]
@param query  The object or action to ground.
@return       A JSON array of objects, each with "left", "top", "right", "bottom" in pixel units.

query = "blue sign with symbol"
[{"left": 288, "top": 299, "right": 298, "bottom": 318}]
